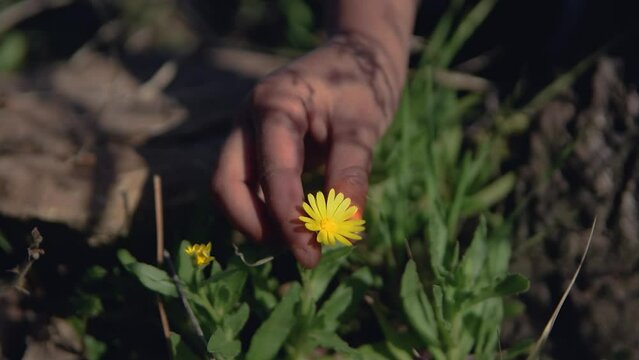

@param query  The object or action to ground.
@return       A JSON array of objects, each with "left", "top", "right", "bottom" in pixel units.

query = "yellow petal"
[
  {"left": 337, "top": 222, "right": 365, "bottom": 231},
  {"left": 341, "top": 226, "right": 365, "bottom": 234},
  {"left": 307, "top": 193, "right": 321, "bottom": 219},
  {"left": 340, "top": 221, "right": 365, "bottom": 231},
  {"left": 316, "top": 191, "right": 327, "bottom": 219},
  {"left": 334, "top": 197, "right": 351, "bottom": 218},
  {"left": 326, "top": 189, "right": 336, "bottom": 217},
  {"left": 299, "top": 215, "right": 314, "bottom": 223},
  {"left": 345, "top": 219, "right": 366, "bottom": 226},
  {"left": 317, "top": 230, "right": 328, "bottom": 245},
  {"left": 336, "top": 205, "right": 358, "bottom": 222},
  {"left": 304, "top": 222, "right": 320, "bottom": 232},
  {"left": 302, "top": 203, "right": 319, "bottom": 220},
  {"left": 340, "top": 231, "right": 362, "bottom": 240},
  {"left": 333, "top": 192, "right": 345, "bottom": 211},
  {"left": 334, "top": 233, "right": 353, "bottom": 246},
  {"left": 327, "top": 232, "right": 336, "bottom": 246}
]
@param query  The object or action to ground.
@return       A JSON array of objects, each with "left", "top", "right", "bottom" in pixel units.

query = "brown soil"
[{"left": 507, "top": 57, "right": 639, "bottom": 359}]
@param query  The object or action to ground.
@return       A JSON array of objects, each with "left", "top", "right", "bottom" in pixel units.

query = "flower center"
[{"left": 319, "top": 219, "right": 337, "bottom": 233}]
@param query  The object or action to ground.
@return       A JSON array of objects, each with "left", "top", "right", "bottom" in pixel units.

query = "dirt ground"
[{"left": 507, "top": 57, "right": 639, "bottom": 359}]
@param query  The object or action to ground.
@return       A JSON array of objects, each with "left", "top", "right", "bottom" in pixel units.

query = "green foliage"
[
  {"left": 83, "top": 334, "right": 107, "bottom": 360},
  {"left": 245, "top": 247, "right": 373, "bottom": 359},
  {"left": 277, "top": 0, "right": 316, "bottom": 49},
  {"left": 363, "top": 0, "right": 537, "bottom": 357},
  {"left": 118, "top": 249, "right": 178, "bottom": 297},
  {"left": 0, "top": 31, "right": 27, "bottom": 72},
  {"left": 119, "top": 243, "right": 250, "bottom": 359},
  {"left": 399, "top": 220, "right": 529, "bottom": 359},
  {"left": 0, "top": 230, "right": 11, "bottom": 253},
  {"left": 246, "top": 283, "right": 301, "bottom": 360},
  {"left": 65, "top": 265, "right": 109, "bottom": 360},
  {"left": 111, "top": 1, "right": 573, "bottom": 358}
]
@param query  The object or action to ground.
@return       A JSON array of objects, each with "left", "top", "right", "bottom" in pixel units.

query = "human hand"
[{"left": 212, "top": 34, "right": 406, "bottom": 268}]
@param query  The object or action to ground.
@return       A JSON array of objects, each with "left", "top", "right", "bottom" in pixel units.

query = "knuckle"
[
  {"left": 259, "top": 165, "right": 297, "bottom": 185},
  {"left": 333, "top": 120, "right": 381, "bottom": 149},
  {"left": 338, "top": 165, "right": 369, "bottom": 188},
  {"left": 250, "top": 78, "right": 310, "bottom": 134}
]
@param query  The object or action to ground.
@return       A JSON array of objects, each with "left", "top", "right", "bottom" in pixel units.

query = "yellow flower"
[
  {"left": 185, "top": 242, "right": 214, "bottom": 267},
  {"left": 299, "top": 189, "right": 366, "bottom": 246}
]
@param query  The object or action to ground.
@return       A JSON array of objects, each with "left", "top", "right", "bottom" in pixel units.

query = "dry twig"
[
  {"left": 153, "top": 175, "right": 173, "bottom": 359},
  {"left": 10, "top": 228, "right": 45, "bottom": 295}
]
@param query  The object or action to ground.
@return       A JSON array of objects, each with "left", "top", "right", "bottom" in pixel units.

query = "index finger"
[{"left": 253, "top": 95, "right": 321, "bottom": 268}]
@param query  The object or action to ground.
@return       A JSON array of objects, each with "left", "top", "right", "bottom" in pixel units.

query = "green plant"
[
  {"left": 119, "top": 242, "right": 377, "bottom": 359},
  {"left": 119, "top": 241, "right": 249, "bottom": 359},
  {"left": 359, "top": 0, "right": 533, "bottom": 357},
  {"left": 115, "top": 0, "right": 599, "bottom": 357}
]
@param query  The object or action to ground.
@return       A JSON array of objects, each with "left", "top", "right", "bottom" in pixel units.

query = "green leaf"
[
  {"left": 357, "top": 342, "right": 412, "bottom": 360},
  {"left": 209, "top": 265, "right": 248, "bottom": 313},
  {"left": 249, "top": 263, "right": 279, "bottom": 315},
  {"left": 427, "top": 212, "right": 448, "bottom": 279},
  {"left": 400, "top": 260, "right": 439, "bottom": 346},
  {"left": 459, "top": 217, "right": 488, "bottom": 286},
  {"left": 208, "top": 328, "right": 241, "bottom": 360},
  {"left": 83, "top": 334, "right": 107, "bottom": 360},
  {"left": 0, "top": 229, "right": 12, "bottom": 253},
  {"left": 503, "top": 299, "right": 526, "bottom": 318},
  {"left": 437, "top": 0, "right": 498, "bottom": 68},
  {"left": 169, "top": 332, "right": 199, "bottom": 360},
  {"left": 70, "top": 292, "right": 103, "bottom": 319},
  {"left": 462, "top": 172, "right": 516, "bottom": 215},
  {"left": 304, "top": 247, "right": 351, "bottom": 302},
  {"left": 472, "top": 274, "right": 529, "bottom": 305},
  {"left": 0, "top": 32, "right": 28, "bottom": 72},
  {"left": 366, "top": 299, "right": 417, "bottom": 360},
  {"left": 316, "top": 266, "right": 375, "bottom": 332},
  {"left": 81, "top": 266, "right": 108, "bottom": 284},
  {"left": 310, "top": 330, "right": 362, "bottom": 359},
  {"left": 224, "top": 303, "right": 249, "bottom": 337},
  {"left": 504, "top": 339, "right": 534, "bottom": 360},
  {"left": 474, "top": 299, "right": 503, "bottom": 358},
  {"left": 485, "top": 230, "right": 512, "bottom": 277},
  {"left": 356, "top": 343, "right": 397, "bottom": 360},
  {"left": 494, "top": 273, "right": 529, "bottom": 296},
  {"left": 169, "top": 332, "right": 181, "bottom": 357},
  {"left": 117, "top": 249, "right": 177, "bottom": 297},
  {"left": 176, "top": 240, "right": 195, "bottom": 284},
  {"left": 246, "top": 282, "right": 301, "bottom": 360},
  {"left": 316, "top": 286, "right": 352, "bottom": 332}
]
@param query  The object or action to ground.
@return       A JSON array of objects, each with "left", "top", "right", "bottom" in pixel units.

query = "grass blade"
[{"left": 526, "top": 217, "right": 596, "bottom": 360}]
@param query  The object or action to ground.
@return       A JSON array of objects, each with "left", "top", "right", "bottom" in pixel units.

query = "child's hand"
[{"left": 212, "top": 1, "right": 415, "bottom": 268}]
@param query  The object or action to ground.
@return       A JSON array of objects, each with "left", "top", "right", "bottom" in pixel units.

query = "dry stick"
[
  {"left": 11, "top": 228, "right": 45, "bottom": 294},
  {"left": 526, "top": 217, "right": 597, "bottom": 360},
  {"left": 153, "top": 175, "right": 173, "bottom": 358},
  {"left": 138, "top": 61, "right": 178, "bottom": 101}
]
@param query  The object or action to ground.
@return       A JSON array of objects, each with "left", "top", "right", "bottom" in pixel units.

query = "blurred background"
[{"left": 0, "top": 0, "right": 637, "bottom": 359}]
